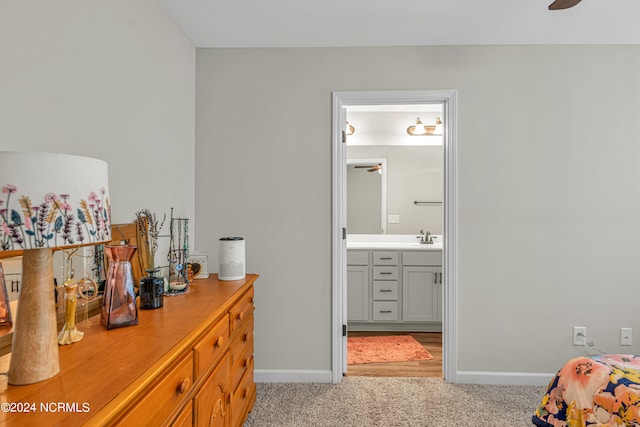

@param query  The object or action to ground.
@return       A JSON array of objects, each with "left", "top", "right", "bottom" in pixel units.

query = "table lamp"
[{"left": 0, "top": 152, "right": 111, "bottom": 385}]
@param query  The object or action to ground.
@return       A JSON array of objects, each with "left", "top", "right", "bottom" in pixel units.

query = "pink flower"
[
  {"left": 2, "top": 185, "right": 17, "bottom": 194},
  {"left": 88, "top": 192, "right": 99, "bottom": 203},
  {"left": 557, "top": 357, "right": 610, "bottom": 409},
  {"left": 45, "top": 193, "right": 57, "bottom": 203}
]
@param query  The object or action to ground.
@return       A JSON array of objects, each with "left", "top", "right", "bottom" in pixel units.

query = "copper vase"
[{"left": 101, "top": 245, "right": 138, "bottom": 330}]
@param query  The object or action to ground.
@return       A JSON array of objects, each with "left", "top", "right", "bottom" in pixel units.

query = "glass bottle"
[
  {"left": 101, "top": 245, "right": 138, "bottom": 329},
  {"left": 58, "top": 281, "right": 84, "bottom": 345},
  {"left": 0, "top": 262, "right": 12, "bottom": 327},
  {"left": 139, "top": 268, "right": 163, "bottom": 310}
]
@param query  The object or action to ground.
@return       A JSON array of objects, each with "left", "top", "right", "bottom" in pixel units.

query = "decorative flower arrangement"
[
  {"left": 135, "top": 209, "right": 166, "bottom": 270},
  {"left": 0, "top": 184, "right": 111, "bottom": 251}
]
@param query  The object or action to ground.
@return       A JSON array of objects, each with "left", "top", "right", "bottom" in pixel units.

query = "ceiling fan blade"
[{"left": 548, "top": 0, "right": 582, "bottom": 10}]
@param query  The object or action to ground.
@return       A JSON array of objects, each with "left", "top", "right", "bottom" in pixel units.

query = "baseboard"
[
  {"left": 455, "top": 370, "right": 555, "bottom": 387},
  {"left": 254, "top": 369, "right": 334, "bottom": 383},
  {"left": 255, "top": 369, "right": 554, "bottom": 386}
]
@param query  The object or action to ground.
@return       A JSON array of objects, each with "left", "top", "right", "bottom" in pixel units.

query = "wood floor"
[{"left": 346, "top": 331, "right": 442, "bottom": 378}]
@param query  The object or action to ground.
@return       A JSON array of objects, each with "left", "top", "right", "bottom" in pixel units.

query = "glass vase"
[
  {"left": 101, "top": 245, "right": 139, "bottom": 330},
  {"left": 58, "top": 281, "right": 84, "bottom": 345},
  {"left": 0, "top": 262, "right": 12, "bottom": 327},
  {"left": 139, "top": 269, "right": 163, "bottom": 310}
]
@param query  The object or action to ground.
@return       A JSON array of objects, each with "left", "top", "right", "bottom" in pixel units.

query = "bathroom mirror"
[
  {"left": 347, "top": 158, "right": 387, "bottom": 234},
  {"left": 346, "top": 107, "right": 444, "bottom": 235}
]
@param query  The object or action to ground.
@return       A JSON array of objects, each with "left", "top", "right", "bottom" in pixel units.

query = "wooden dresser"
[{"left": 0, "top": 273, "right": 258, "bottom": 426}]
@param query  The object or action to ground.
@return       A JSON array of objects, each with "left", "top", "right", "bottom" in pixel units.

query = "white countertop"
[{"left": 346, "top": 234, "right": 442, "bottom": 251}]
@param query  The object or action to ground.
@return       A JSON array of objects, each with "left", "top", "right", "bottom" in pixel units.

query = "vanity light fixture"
[
  {"left": 345, "top": 121, "right": 355, "bottom": 135},
  {"left": 406, "top": 116, "right": 444, "bottom": 136},
  {"left": 434, "top": 117, "right": 443, "bottom": 135}
]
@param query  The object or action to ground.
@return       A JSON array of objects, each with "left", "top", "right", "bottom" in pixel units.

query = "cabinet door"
[
  {"left": 402, "top": 266, "right": 438, "bottom": 322},
  {"left": 194, "top": 353, "right": 229, "bottom": 427},
  {"left": 347, "top": 265, "right": 369, "bottom": 321}
]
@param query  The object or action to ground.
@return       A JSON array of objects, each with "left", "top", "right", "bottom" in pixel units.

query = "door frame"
[{"left": 331, "top": 90, "right": 458, "bottom": 383}]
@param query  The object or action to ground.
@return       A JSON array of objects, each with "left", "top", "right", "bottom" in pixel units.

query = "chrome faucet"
[{"left": 417, "top": 230, "right": 433, "bottom": 244}]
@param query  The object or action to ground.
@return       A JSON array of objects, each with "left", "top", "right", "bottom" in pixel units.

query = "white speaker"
[{"left": 218, "top": 237, "right": 245, "bottom": 281}]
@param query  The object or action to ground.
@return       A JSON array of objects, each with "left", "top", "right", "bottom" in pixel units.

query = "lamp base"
[{"left": 8, "top": 248, "right": 60, "bottom": 385}]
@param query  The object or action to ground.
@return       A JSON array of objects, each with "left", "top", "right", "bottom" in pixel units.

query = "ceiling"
[{"left": 160, "top": 0, "right": 640, "bottom": 48}]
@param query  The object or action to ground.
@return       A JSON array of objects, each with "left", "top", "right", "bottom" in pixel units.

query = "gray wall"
[
  {"left": 197, "top": 45, "right": 640, "bottom": 379},
  {"left": 0, "top": 1, "right": 196, "bottom": 273}
]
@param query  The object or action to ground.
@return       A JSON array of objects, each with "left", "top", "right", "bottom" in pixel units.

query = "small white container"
[{"left": 218, "top": 237, "right": 245, "bottom": 281}]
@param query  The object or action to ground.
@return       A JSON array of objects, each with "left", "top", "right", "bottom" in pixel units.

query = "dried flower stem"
[{"left": 135, "top": 209, "right": 165, "bottom": 269}]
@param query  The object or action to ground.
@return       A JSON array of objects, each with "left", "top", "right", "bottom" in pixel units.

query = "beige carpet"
[
  {"left": 347, "top": 335, "right": 433, "bottom": 365},
  {"left": 244, "top": 377, "right": 545, "bottom": 426}
]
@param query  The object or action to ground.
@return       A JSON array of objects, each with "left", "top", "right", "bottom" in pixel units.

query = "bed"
[{"left": 532, "top": 354, "right": 640, "bottom": 426}]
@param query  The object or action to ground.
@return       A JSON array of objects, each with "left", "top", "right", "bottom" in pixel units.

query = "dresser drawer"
[
  {"left": 230, "top": 316, "right": 254, "bottom": 373},
  {"left": 231, "top": 336, "right": 254, "bottom": 392},
  {"left": 230, "top": 356, "right": 255, "bottom": 427},
  {"left": 373, "top": 252, "right": 398, "bottom": 265},
  {"left": 373, "top": 280, "right": 398, "bottom": 300},
  {"left": 373, "top": 266, "right": 398, "bottom": 280},
  {"left": 117, "top": 353, "right": 193, "bottom": 426},
  {"left": 373, "top": 301, "right": 399, "bottom": 321},
  {"left": 193, "top": 313, "right": 230, "bottom": 378},
  {"left": 230, "top": 287, "right": 254, "bottom": 333}
]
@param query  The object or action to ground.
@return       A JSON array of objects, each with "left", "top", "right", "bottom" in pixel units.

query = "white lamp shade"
[{"left": 0, "top": 151, "right": 111, "bottom": 253}]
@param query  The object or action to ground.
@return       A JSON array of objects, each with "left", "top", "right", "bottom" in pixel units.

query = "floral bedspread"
[{"left": 533, "top": 354, "right": 640, "bottom": 427}]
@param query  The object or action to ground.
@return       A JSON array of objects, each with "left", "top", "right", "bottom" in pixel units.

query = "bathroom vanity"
[{"left": 347, "top": 235, "right": 442, "bottom": 332}]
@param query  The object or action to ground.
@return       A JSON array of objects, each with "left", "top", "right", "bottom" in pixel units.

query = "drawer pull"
[
  {"left": 379, "top": 310, "right": 392, "bottom": 313},
  {"left": 177, "top": 377, "right": 191, "bottom": 394},
  {"left": 380, "top": 289, "right": 392, "bottom": 292},
  {"left": 379, "top": 272, "right": 392, "bottom": 275},
  {"left": 379, "top": 257, "right": 392, "bottom": 260},
  {"left": 242, "top": 333, "right": 249, "bottom": 343},
  {"left": 214, "top": 336, "right": 224, "bottom": 348},
  {"left": 237, "top": 311, "right": 245, "bottom": 321}
]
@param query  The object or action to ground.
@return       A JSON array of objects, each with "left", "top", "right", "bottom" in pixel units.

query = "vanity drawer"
[
  {"left": 373, "top": 266, "right": 398, "bottom": 280},
  {"left": 373, "top": 252, "right": 399, "bottom": 265},
  {"left": 373, "top": 301, "right": 399, "bottom": 321},
  {"left": 373, "top": 281, "right": 398, "bottom": 300},
  {"left": 230, "top": 287, "right": 255, "bottom": 334},
  {"left": 117, "top": 352, "right": 193, "bottom": 426},
  {"left": 193, "top": 313, "right": 230, "bottom": 378},
  {"left": 347, "top": 251, "right": 369, "bottom": 266},
  {"left": 403, "top": 250, "right": 442, "bottom": 266}
]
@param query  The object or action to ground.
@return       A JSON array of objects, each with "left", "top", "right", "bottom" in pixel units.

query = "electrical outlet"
[
  {"left": 621, "top": 328, "right": 632, "bottom": 346},
  {"left": 573, "top": 326, "right": 587, "bottom": 346}
]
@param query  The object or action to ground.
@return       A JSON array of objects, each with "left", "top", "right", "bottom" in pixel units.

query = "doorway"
[{"left": 331, "top": 90, "right": 458, "bottom": 384}]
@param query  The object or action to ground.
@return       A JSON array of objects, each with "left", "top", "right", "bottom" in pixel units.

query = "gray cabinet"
[
  {"left": 402, "top": 251, "right": 442, "bottom": 322},
  {"left": 347, "top": 251, "right": 369, "bottom": 321},
  {"left": 347, "top": 248, "right": 442, "bottom": 331}
]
